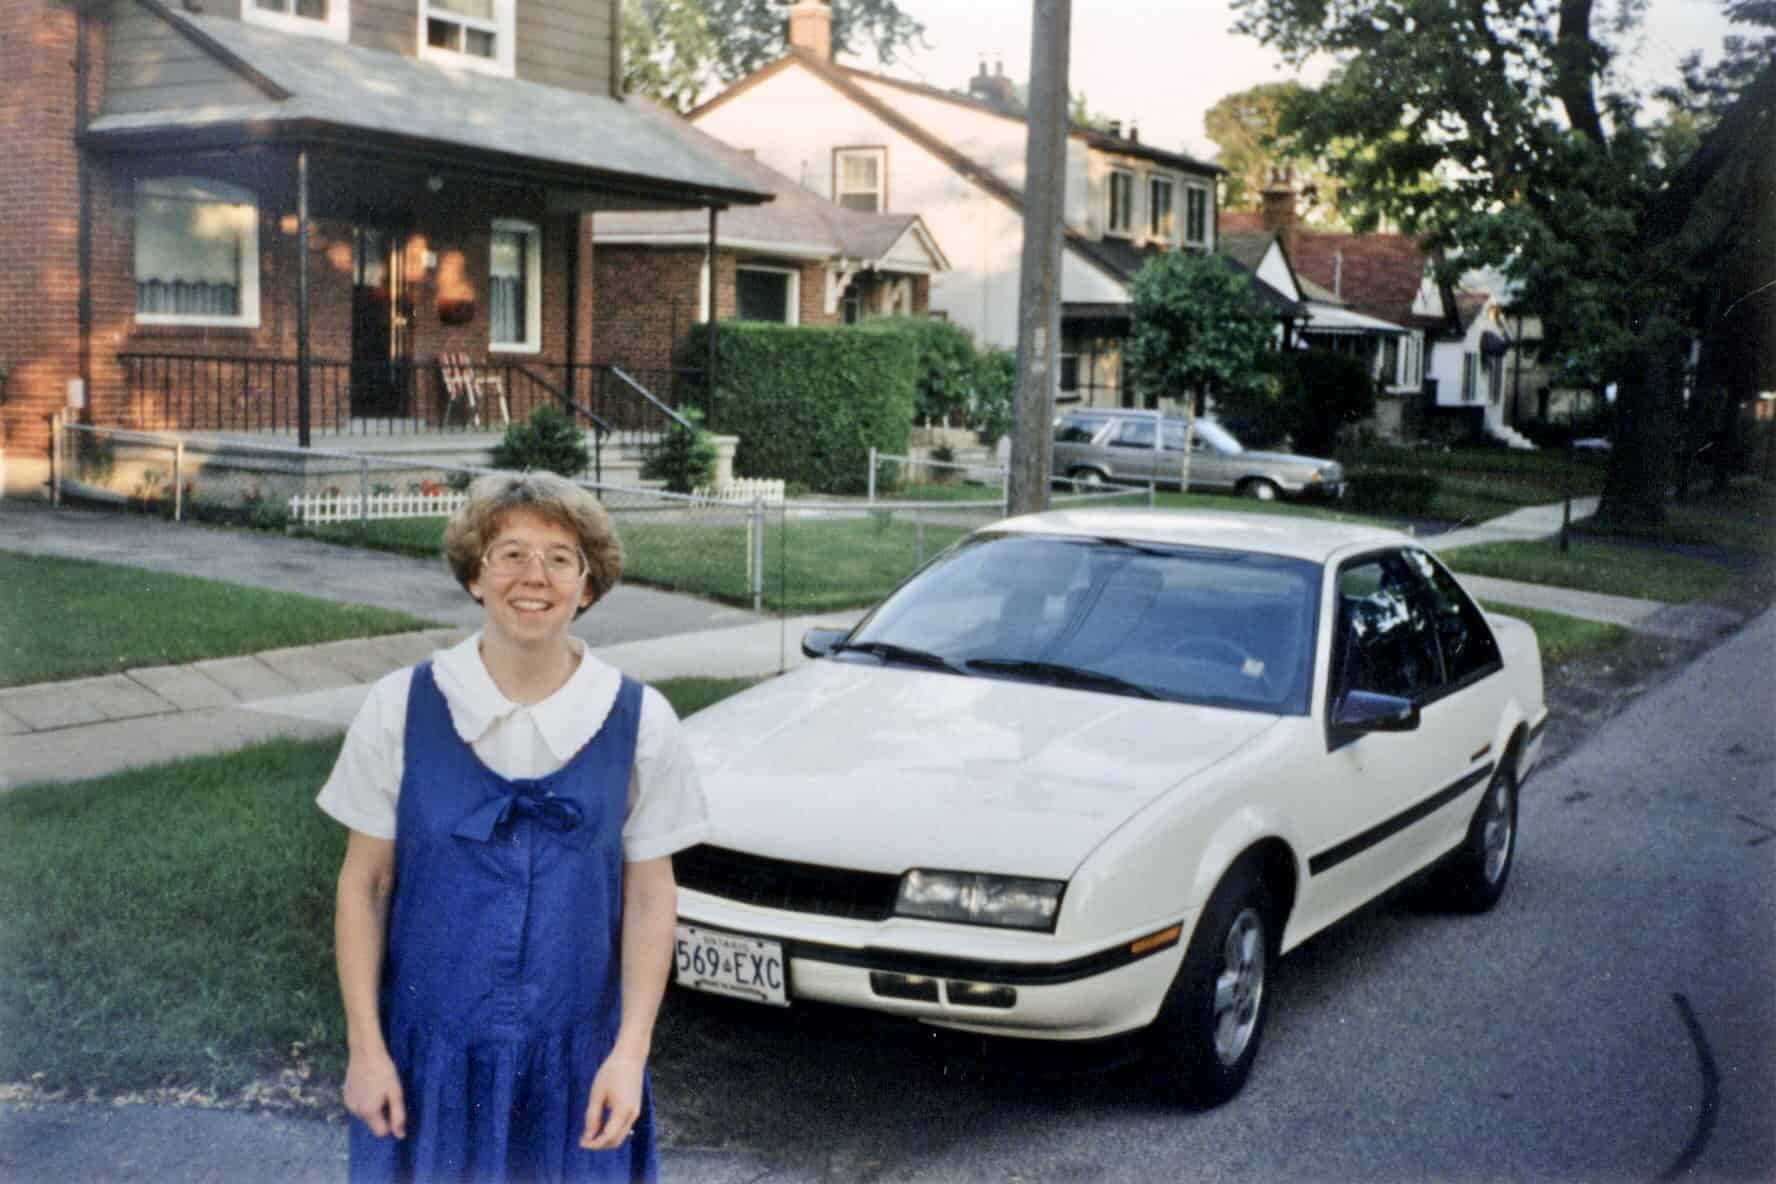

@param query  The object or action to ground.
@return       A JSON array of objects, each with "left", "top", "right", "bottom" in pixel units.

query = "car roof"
[{"left": 989, "top": 509, "right": 1410, "bottom": 563}]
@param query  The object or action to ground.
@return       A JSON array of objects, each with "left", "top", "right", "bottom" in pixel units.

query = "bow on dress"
[{"left": 453, "top": 780, "right": 598, "bottom": 851}]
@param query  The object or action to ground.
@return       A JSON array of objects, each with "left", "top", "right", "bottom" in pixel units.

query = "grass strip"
[
  {"left": 0, "top": 675, "right": 757, "bottom": 1102},
  {"left": 1441, "top": 539, "right": 1740, "bottom": 603},
  {"left": 1479, "top": 601, "right": 1631, "bottom": 666},
  {"left": 0, "top": 550, "right": 436, "bottom": 688}
]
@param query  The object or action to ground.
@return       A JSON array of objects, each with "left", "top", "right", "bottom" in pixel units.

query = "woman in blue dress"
[{"left": 318, "top": 473, "right": 708, "bottom": 1183}]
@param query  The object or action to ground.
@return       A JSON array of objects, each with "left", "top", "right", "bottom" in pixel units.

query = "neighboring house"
[
  {"left": 591, "top": 99, "right": 949, "bottom": 379},
  {"left": 685, "top": 0, "right": 1223, "bottom": 409},
  {"left": 1215, "top": 229, "right": 1310, "bottom": 347},
  {"left": 1426, "top": 291, "right": 1535, "bottom": 446},
  {"left": 0, "top": 0, "right": 769, "bottom": 495}
]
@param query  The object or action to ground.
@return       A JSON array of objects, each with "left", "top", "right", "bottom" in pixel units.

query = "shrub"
[
  {"left": 488, "top": 404, "right": 590, "bottom": 477},
  {"left": 970, "top": 347, "right": 1016, "bottom": 447},
  {"left": 857, "top": 317, "right": 980, "bottom": 425},
  {"left": 640, "top": 406, "right": 718, "bottom": 494},
  {"left": 687, "top": 322, "right": 917, "bottom": 494},
  {"left": 1345, "top": 472, "right": 1442, "bottom": 516},
  {"left": 1211, "top": 349, "right": 1299, "bottom": 448},
  {"left": 1290, "top": 350, "right": 1378, "bottom": 456}
]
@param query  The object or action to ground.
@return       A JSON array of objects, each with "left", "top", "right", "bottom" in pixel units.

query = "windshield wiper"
[
  {"left": 835, "top": 640, "right": 966, "bottom": 674},
  {"left": 963, "top": 657, "right": 1163, "bottom": 700}
]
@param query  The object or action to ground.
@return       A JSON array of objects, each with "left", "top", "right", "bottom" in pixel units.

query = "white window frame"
[
  {"left": 133, "top": 177, "right": 261, "bottom": 329},
  {"left": 833, "top": 147, "right": 887, "bottom": 214},
  {"left": 1183, "top": 184, "right": 1211, "bottom": 246},
  {"left": 488, "top": 218, "right": 541, "bottom": 354},
  {"left": 1107, "top": 169, "right": 1135, "bottom": 237},
  {"left": 418, "top": 0, "right": 515, "bottom": 78},
  {"left": 242, "top": 0, "right": 350, "bottom": 42},
  {"left": 735, "top": 264, "right": 801, "bottom": 326},
  {"left": 1147, "top": 175, "right": 1175, "bottom": 242}
]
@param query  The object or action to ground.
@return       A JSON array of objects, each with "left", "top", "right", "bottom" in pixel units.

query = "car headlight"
[
  {"left": 895, "top": 869, "right": 1065, "bottom": 931},
  {"left": 1307, "top": 470, "right": 1323, "bottom": 483}
]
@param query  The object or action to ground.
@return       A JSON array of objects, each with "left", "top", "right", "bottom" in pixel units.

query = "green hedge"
[{"left": 688, "top": 322, "right": 917, "bottom": 494}]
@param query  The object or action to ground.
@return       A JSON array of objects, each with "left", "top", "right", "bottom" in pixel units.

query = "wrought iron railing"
[{"left": 116, "top": 353, "right": 706, "bottom": 448}]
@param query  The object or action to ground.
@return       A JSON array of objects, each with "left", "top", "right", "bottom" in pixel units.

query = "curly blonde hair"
[{"left": 442, "top": 473, "right": 622, "bottom": 617}]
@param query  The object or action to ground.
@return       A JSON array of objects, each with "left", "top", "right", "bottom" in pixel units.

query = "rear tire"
[
  {"left": 1428, "top": 760, "right": 1518, "bottom": 913},
  {"left": 1146, "top": 862, "right": 1276, "bottom": 1108}
]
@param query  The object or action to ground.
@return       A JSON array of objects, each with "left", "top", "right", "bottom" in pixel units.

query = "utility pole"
[{"left": 1005, "top": 0, "right": 1070, "bottom": 516}]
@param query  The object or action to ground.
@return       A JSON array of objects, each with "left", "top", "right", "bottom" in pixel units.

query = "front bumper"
[{"left": 676, "top": 892, "right": 1188, "bottom": 1041}]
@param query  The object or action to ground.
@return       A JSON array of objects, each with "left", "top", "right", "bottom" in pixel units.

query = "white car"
[{"left": 675, "top": 510, "right": 1548, "bottom": 1105}]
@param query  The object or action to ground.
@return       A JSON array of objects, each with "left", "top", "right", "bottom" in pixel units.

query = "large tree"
[
  {"left": 1202, "top": 81, "right": 1344, "bottom": 221},
  {"left": 1233, "top": 0, "right": 1774, "bottom": 527},
  {"left": 624, "top": 0, "right": 925, "bottom": 111}
]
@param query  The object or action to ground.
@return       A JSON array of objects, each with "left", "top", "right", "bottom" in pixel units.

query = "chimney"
[
  {"left": 1128, "top": 121, "right": 1139, "bottom": 144},
  {"left": 786, "top": 0, "right": 832, "bottom": 61},
  {"left": 1107, "top": 119, "right": 1122, "bottom": 138},
  {"left": 967, "top": 56, "right": 1019, "bottom": 110},
  {"left": 1259, "top": 168, "right": 1298, "bottom": 259}
]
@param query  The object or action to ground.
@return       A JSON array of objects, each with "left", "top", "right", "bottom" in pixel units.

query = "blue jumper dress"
[{"left": 349, "top": 662, "right": 656, "bottom": 1184}]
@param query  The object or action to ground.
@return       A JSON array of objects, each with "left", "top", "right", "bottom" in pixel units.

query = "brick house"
[
  {"left": 591, "top": 98, "right": 949, "bottom": 379},
  {"left": 0, "top": 0, "right": 768, "bottom": 496},
  {"left": 683, "top": 0, "right": 1223, "bottom": 410}
]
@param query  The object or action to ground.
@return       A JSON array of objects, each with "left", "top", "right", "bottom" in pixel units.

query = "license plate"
[{"left": 673, "top": 924, "right": 788, "bottom": 1007}]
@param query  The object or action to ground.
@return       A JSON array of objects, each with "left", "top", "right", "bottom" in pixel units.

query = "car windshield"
[
  {"left": 1194, "top": 419, "right": 1242, "bottom": 453},
  {"left": 846, "top": 533, "right": 1320, "bottom": 714}
]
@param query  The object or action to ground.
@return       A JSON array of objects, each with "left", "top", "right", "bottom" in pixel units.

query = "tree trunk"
[{"left": 1596, "top": 316, "right": 1685, "bottom": 529}]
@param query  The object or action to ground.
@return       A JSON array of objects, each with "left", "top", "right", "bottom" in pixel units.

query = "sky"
[{"left": 836, "top": 0, "right": 1746, "bottom": 162}]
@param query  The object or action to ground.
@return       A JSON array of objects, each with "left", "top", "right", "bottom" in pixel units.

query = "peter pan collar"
[{"left": 431, "top": 633, "right": 622, "bottom": 764}]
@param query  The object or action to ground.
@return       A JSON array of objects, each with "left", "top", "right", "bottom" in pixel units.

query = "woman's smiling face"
[{"left": 468, "top": 509, "right": 593, "bottom": 647}]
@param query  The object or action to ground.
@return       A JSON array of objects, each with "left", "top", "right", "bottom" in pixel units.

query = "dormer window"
[
  {"left": 243, "top": 0, "right": 349, "bottom": 42},
  {"left": 419, "top": 0, "right": 515, "bottom": 77},
  {"left": 834, "top": 148, "right": 887, "bottom": 212},
  {"left": 1108, "top": 170, "right": 1134, "bottom": 236},
  {"left": 1148, "top": 176, "right": 1175, "bottom": 241}
]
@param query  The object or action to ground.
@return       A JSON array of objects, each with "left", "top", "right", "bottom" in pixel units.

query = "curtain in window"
[
  {"left": 490, "top": 228, "right": 527, "bottom": 345},
  {"left": 135, "top": 182, "right": 252, "bottom": 318}
]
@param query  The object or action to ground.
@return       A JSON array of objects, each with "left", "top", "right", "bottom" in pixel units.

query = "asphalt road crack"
[{"left": 1658, "top": 993, "right": 1721, "bottom": 1181}]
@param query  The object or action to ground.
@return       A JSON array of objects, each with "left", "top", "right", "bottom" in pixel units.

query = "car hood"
[
  {"left": 1238, "top": 449, "right": 1338, "bottom": 472},
  {"left": 683, "top": 661, "right": 1282, "bottom": 881}
]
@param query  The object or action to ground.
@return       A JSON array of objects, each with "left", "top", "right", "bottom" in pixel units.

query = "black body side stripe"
[
  {"left": 1310, "top": 762, "right": 1495, "bottom": 877},
  {"left": 787, "top": 933, "right": 1165, "bottom": 987}
]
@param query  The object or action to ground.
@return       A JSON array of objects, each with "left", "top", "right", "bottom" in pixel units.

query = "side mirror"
[
  {"left": 801, "top": 627, "right": 849, "bottom": 659},
  {"left": 1333, "top": 690, "right": 1420, "bottom": 733}
]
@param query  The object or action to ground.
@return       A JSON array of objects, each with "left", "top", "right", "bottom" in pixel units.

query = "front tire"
[
  {"left": 1429, "top": 761, "right": 1518, "bottom": 913},
  {"left": 1069, "top": 467, "right": 1107, "bottom": 490},
  {"left": 1240, "top": 478, "right": 1280, "bottom": 502},
  {"left": 1146, "top": 863, "right": 1275, "bottom": 1108}
]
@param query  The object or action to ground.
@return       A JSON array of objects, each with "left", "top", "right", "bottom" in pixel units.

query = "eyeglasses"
[{"left": 482, "top": 541, "right": 587, "bottom": 582}]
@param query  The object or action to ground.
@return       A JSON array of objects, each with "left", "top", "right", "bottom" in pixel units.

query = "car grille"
[{"left": 674, "top": 845, "right": 901, "bottom": 922}]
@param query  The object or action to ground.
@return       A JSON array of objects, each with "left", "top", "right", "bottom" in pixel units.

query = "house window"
[
  {"left": 1108, "top": 170, "right": 1134, "bottom": 236},
  {"left": 1462, "top": 352, "right": 1478, "bottom": 401},
  {"left": 134, "top": 177, "right": 260, "bottom": 328},
  {"left": 1381, "top": 336, "right": 1401, "bottom": 386},
  {"left": 1148, "top": 176, "right": 1175, "bottom": 241},
  {"left": 244, "top": 0, "right": 349, "bottom": 41},
  {"left": 1184, "top": 185, "right": 1209, "bottom": 245},
  {"left": 489, "top": 219, "right": 540, "bottom": 352},
  {"left": 834, "top": 148, "right": 887, "bottom": 213},
  {"left": 419, "top": 0, "right": 514, "bottom": 76},
  {"left": 736, "top": 266, "right": 800, "bottom": 325}
]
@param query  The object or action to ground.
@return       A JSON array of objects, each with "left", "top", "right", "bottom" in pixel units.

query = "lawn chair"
[{"left": 439, "top": 353, "right": 510, "bottom": 429}]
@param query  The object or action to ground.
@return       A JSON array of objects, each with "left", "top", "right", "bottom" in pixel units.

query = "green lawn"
[
  {"left": 1479, "top": 601, "right": 1631, "bottom": 665},
  {"left": 1442, "top": 539, "right": 1740, "bottom": 603},
  {"left": 1345, "top": 445, "right": 1608, "bottom": 521},
  {"left": 0, "top": 675, "right": 756, "bottom": 1104},
  {"left": 1573, "top": 478, "right": 1776, "bottom": 556},
  {"left": 0, "top": 551, "right": 437, "bottom": 688}
]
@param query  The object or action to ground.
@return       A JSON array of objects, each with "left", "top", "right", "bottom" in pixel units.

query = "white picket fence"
[
  {"left": 288, "top": 489, "right": 467, "bottom": 525},
  {"left": 691, "top": 477, "right": 785, "bottom": 505}
]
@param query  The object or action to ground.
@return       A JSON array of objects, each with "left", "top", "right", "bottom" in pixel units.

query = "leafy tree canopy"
[
  {"left": 1126, "top": 251, "right": 1275, "bottom": 406},
  {"left": 1231, "top": 0, "right": 1773, "bottom": 525},
  {"left": 1202, "top": 81, "right": 1345, "bottom": 222},
  {"left": 625, "top": 0, "right": 925, "bottom": 111}
]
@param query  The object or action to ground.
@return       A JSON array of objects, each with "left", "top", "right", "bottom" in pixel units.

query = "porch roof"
[
  {"left": 84, "top": 5, "right": 772, "bottom": 211},
  {"left": 1300, "top": 302, "right": 1409, "bottom": 335}
]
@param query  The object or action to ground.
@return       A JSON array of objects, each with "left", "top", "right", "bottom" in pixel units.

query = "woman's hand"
[
  {"left": 579, "top": 1049, "right": 646, "bottom": 1151},
  {"left": 343, "top": 1047, "right": 407, "bottom": 1139}
]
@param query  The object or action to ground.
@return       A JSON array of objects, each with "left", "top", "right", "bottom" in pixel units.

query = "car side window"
[
  {"left": 1055, "top": 415, "right": 1104, "bottom": 444},
  {"left": 1401, "top": 549, "right": 1502, "bottom": 687},
  {"left": 1111, "top": 419, "right": 1156, "bottom": 448},
  {"left": 1332, "top": 555, "right": 1442, "bottom": 703}
]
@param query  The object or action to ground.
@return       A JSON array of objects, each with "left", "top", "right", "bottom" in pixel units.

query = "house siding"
[
  {"left": 517, "top": 0, "right": 613, "bottom": 94},
  {"left": 101, "top": 1, "right": 266, "bottom": 117},
  {"left": 351, "top": 0, "right": 414, "bottom": 57}
]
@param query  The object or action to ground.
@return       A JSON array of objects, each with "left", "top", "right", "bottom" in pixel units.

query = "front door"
[{"left": 351, "top": 225, "right": 410, "bottom": 418}]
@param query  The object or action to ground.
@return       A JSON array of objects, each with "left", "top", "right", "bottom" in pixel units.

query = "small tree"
[
  {"left": 640, "top": 406, "right": 719, "bottom": 493},
  {"left": 969, "top": 346, "right": 1016, "bottom": 447},
  {"left": 1126, "top": 251, "right": 1276, "bottom": 487},
  {"left": 489, "top": 404, "right": 590, "bottom": 477}
]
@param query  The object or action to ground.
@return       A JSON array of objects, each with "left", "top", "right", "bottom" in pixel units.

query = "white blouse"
[{"left": 316, "top": 634, "right": 709, "bottom": 862}]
